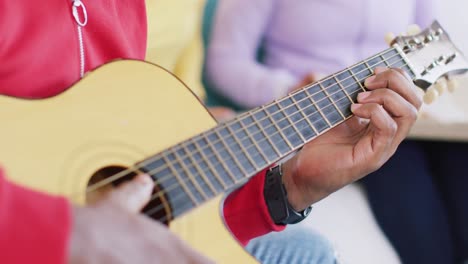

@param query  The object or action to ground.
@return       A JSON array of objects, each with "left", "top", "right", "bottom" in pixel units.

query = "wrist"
[
  {"left": 281, "top": 160, "right": 311, "bottom": 211},
  {"left": 264, "top": 164, "right": 312, "bottom": 225}
]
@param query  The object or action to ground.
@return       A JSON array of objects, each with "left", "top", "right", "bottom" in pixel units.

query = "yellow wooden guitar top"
[
  {"left": 2, "top": 22, "right": 467, "bottom": 263},
  {"left": 0, "top": 60, "right": 257, "bottom": 263}
]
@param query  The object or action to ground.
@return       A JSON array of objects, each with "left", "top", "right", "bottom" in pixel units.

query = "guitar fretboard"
[{"left": 140, "top": 47, "right": 415, "bottom": 220}]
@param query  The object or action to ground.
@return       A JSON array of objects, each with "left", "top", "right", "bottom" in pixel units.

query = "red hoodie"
[{"left": 0, "top": 0, "right": 283, "bottom": 263}]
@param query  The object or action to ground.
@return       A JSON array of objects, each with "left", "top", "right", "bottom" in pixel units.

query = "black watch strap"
[{"left": 264, "top": 165, "right": 312, "bottom": 225}]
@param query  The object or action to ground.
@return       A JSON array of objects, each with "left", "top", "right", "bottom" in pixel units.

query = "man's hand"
[
  {"left": 282, "top": 67, "right": 422, "bottom": 211},
  {"left": 69, "top": 175, "right": 213, "bottom": 264}
]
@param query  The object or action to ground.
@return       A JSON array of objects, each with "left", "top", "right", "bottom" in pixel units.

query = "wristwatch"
[{"left": 264, "top": 164, "right": 312, "bottom": 225}]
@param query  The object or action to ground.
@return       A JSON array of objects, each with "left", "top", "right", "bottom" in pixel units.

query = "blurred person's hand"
[
  {"left": 69, "top": 174, "right": 214, "bottom": 264},
  {"left": 289, "top": 72, "right": 325, "bottom": 92},
  {"left": 209, "top": 106, "right": 236, "bottom": 122}
]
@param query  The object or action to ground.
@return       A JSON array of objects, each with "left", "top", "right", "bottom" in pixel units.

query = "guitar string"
[
  {"left": 146, "top": 69, "right": 408, "bottom": 222},
  {"left": 83, "top": 48, "right": 404, "bottom": 198},
  {"left": 142, "top": 58, "right": 411, "bottom": 219},
  {"left": 133, "top": 53, "right": 407, "bottom": 195},
  {"left": 84, "top": 51, "right": 406, "bottom": 202},
  {"left": 85, "top": 51, "right": 406, "bottom": 203}
]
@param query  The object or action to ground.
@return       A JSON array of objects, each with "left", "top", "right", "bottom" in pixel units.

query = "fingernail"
[
  {"left": 364, "top": 76, "right": 376, "bottom": 86},
  {"left": 351, "top": 104, "right": 363, "bottom": 112},
  {"left": 136, "top": 174, "right": 153, "bottom": 186},
  {"left": 357, "top": 92, "right": 371, "bottom": 102}
]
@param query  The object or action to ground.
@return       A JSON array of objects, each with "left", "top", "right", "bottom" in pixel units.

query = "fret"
[
  {"left": 305, "top": 85, "right": 332, "bottom": 128},
  {"left": 265, "top": 102, "right": 296, "bottom": 150},
  {"left": 383, "top": 48, "right": 412, "bottom": 74},
  {"left": 192, "top": 136, "right": 227, "bottom": 190},
  {"left": 283, "top": 111, "right": 307, "bottom": 144},
  {"left": 383, "top": 48, "right": 401, "bottom": 67},
  {"left": 214, "top": 127, "right": 248, "bottom": 181},
  {"left": 226, "top": 120, "right": 262, "bottom": 172},
  {"left": 224, "top": 122, "right": 257, "bottom": 175},
  {"left": 321, "top": 78, "right": 346, "bottom": 119},
  {"left": 335, "top": 71, "right": 355, "bottom": 103},
  {"left": 311, "top": 79, "right": 345, "bottom": 126},
  {"left": 206, "top": 132, "right": 237, "bottom": 185},
  {"left": 302, "top": 86, "right": 331, "bottom": 133},
  {"left": 238, "top": 113, "right": 271, "bottom": 165},
  {"left": 352, "top": 62, "right": 373, "bottom": 88},
  {"left": 333, "top": 73, "right": 354, "bottom": 117},
  {"left": 393, "top": 47, "right": 416, "bottom": 78},
  {"left": 252, "top": 109, "right": 282, "bottom": 160},
  {"left": 180, "top": 141, "right": 217, "bottom": 196},
  {"left": 160, "top": 151, "right": 200, "bottom": 206},
  {"left": 173, "top": 147, "right": 209, "bottom": 201},
  {"left": 139, "top": 156, "right": 193, "bottom": 218},
  {"left": 392, "top": 57, "right": 409, "bottom": 69},
  {"left": 291, "top": 91, "right": 318, "bottom": 140},
  {"left": 144, "top": 157, "right": 173, "bottom": 220},
  {"left": 381, "top": 55, "right": 391, "bottom": 67},
  {"left": 367, "top": 56, "right": 385, "bottom": 70},
  {"left": 349, "top": 66, "right": 367, "bottom": 97},
  {"left": 239, "top": 115, "right": 270, "bottom": 167},
  {"left": 338, "top": 69, "right": 362, "bottom": 106},
  {"left": 262, "top": 104, "right": 294, "bottom": 154},
  {"left": 278, "top": 98, "right": 306, "bottom": 147}
]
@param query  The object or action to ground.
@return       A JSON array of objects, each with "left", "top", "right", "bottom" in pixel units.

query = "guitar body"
[
  {"left": 0, "top": 60, "right": 256, "bottom": 263},
  {"left": 2, "top": 21, "right": 465, "bottom": 264}
]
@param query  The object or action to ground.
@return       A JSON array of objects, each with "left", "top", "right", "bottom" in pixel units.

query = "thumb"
[{"left": 102, "top": 174, "right": 154, "bottom": 213}]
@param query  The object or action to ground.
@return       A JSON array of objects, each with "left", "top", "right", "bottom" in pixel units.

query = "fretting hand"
[{"left": 282, "top": 67, "right": 422, "bottom": 210}]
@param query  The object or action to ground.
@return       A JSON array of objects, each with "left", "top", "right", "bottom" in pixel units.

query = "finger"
[
  {"left": 357, "top": 89, "right": 418, "bottom": 143},
  {"left": 351, "top": 103, "right": 397, "bottom": 153},
  {"left": 103, "top": 174, "right": 154, "bottom": 213},
  {"left": 372, "top": 67, "right": 413, "bottom": 83},
  {"left": 357, "top": 89, "right": 418, "bottom": 118},
  {"left": 364, "top": 69, "right": 422, "bottom": 110},
  {"left": 372, "top": 66, "right": 388, "bottom": 75},
  {"left": 392, "top": 68, "right": 413, "bottom": 83}
]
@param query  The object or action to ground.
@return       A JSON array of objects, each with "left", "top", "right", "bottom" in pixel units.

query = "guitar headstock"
[{"left": 386, "top": 21, "right": 468, "bottom": 104}]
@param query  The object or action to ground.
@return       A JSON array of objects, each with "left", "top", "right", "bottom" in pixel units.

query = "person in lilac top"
[
  {"left": 207, "top": 0, "right": 468, "bottom": 263},
  {"left": 206, "top": 0, "right": 434, "bottom": 109}
]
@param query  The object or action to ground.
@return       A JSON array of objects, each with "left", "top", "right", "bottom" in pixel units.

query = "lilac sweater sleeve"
[{"left": 206, "top": 0, "right": 298, "bottom": 109}]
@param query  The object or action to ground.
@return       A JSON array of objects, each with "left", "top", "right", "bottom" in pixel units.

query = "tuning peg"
[
  {"left": 407, "top": 24, "right": 422, "bottom": 36},
  {"left": 385, "top": 32, "right": 396, "bottom": 46},
  {"left": 434, "top": 79, "right": 447, "bottom": 95},
  {"left": 423, "top": 87, "right": 439, "bottom": 104},
  {"left": 448, "top": 78, "right": 459, "bottom": 93},
  {"left": 416, "top": 86, "right": 426, "bottom": 96}
]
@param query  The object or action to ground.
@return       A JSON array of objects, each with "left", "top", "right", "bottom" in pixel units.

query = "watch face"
[{"left": 285, "top": 204, "right": 312, "bottom": 225}]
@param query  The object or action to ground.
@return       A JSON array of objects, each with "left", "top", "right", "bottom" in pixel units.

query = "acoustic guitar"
[{"left": 1, "top": 21, "right": 467, "bottom": 263}]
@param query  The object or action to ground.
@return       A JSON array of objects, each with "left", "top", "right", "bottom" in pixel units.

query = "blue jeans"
[{"left": 246, "top": 225, "right": 337, "bottom": 264}]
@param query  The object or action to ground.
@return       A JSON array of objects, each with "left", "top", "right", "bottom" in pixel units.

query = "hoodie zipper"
[{"left": 71, "top": 0, "right": 88, "bottom": 78}]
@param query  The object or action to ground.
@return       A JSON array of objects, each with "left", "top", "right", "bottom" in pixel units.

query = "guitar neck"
[{"left": 140, "top": 47, "right": 416, "bottom": 220}]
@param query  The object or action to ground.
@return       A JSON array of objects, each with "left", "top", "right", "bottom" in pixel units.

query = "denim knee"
[{"left": 245, "top": 225, "right": 337, "bottom": 264}]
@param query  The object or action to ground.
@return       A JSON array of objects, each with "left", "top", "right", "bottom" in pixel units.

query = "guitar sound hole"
[{"left": 87, "top": 165, "right": 171, "bottom": 225}]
